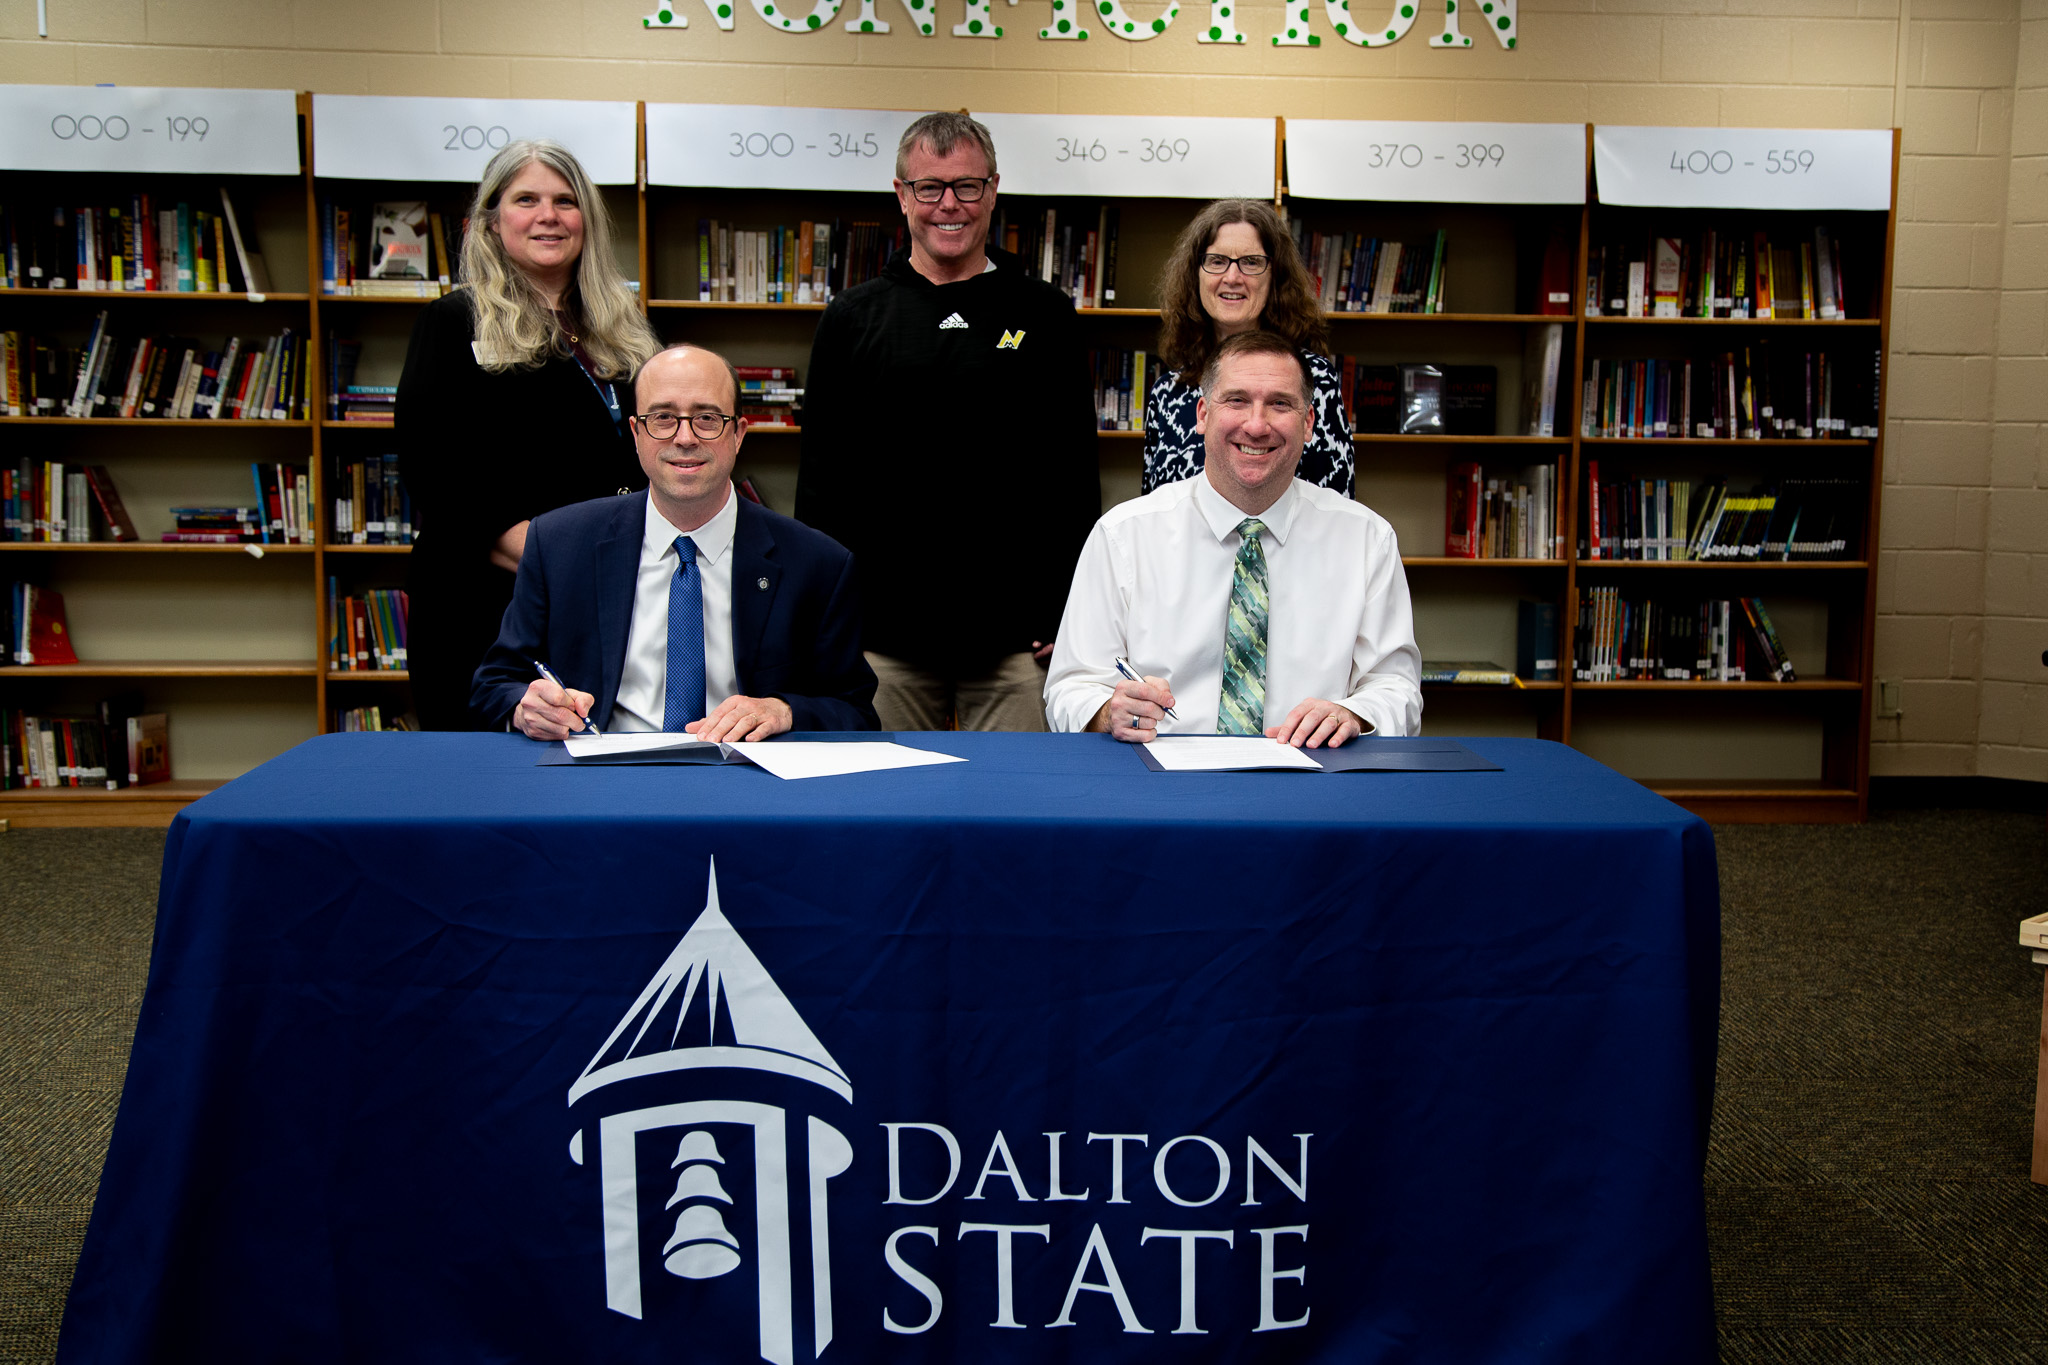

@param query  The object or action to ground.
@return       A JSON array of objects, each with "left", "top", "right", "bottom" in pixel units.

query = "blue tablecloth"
[{"left": 61, "top": 733, "right": 1719, "bottom": 1365}]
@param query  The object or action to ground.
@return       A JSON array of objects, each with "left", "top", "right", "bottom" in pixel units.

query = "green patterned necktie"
[{"left": 1219, "top": 517, "right": 1269, "bottom": 735}]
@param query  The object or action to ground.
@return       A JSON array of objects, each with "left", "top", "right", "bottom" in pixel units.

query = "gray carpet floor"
[{"left": 3, "top": 810, "right": 2047, "bottom": 1363}]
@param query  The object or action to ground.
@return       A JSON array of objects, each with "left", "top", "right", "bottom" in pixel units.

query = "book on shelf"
[
  {"left": 216, "top": 188, "right": 271, "bottom": 294},
  {"left": 4, "top": 460, "right": 137, "bottom": 543},
  {"left": 334, "top": 705, "right": 416, "bottom": 732},
  {"left": 326, "top": 579, "right": 409, "bottom": 672},
  {"left": 369, "top": 202, "right": 431, "bottom": 281},
  {"left": 4, "top": 581, "right": 79, "bottom": 665},
  {"left": 322, "top": 199, "right": 458, "bottom": 297},
  {"left": 989, "top": 205, "right": 1121, "bottom": 308},
  {"left": 1363, "top": 363, "right": 1502, "bottom": 436},
  {"left": 1291, "top": 224, "right": 1447, "bottom": 314},
  {"left": 1587, "top": 224, "right": 1853, "bottom": 320},
  {"left": 337, "top": 385, "right": 396, "bottom": 424},
  {"left": 0, "top": 191, "right": 268, "bottom": 293},
  {"left": 1581, "top": 345, "right": 1878, "bottom": 441},
  {"left": 0, "top": 703, "right": 132, "bottom": 789},
  {"left": 1573, "top": 588, "right": 1798, "bottom": 683},
  {"left": 1343, "top": 361, "right": 1399, "bottom": 435},
  {"left": 695, "top": 219, "right": 904, "bottom": 304},
  {"left": 330, "top": 453, "right": 415, "bottom": 545},
  {"left": 1581, "top": 466, "right": 1861, "bottom": 562},
  {"left": 1086, "top": 349, "right": 1147, "bottom": 432},
  {"left": 2, "top": 690, "right": 149, "bottom": 790},
  {"left": 1517, "top": 600, "right": 1558, "bottom": 682},
  {"left": 735, "top": 475, "right": 768, "bottom": 509},
  {"left": 165, "top": 505, "right": 264, "bottom": 544},
  {"left": 1536, "top": 224, "right": 1575, "bottom": 316},
  {"left": 1522, "top": 323, "right": 1564, "bottom": 437},
  {"left": 1445, "top": 460, "right": 1560, "bottom": 560},
  {"left": 326, "top": 335, "right": 364, "bottom": 420},
  {"left": 127, "top": 711, "right": 170, "bottom": 786},
  {"left": 246, "top": 463, "right": 313, "bottom": 545},
  {"left": 733, "top": 365, "right": 801, "bottom": 426},
  {"left": 1420, "top": 661, "right": 1519, "bottom": 686},
  {"left": 2, "top": 324, "right": 310, "bottom": 421}
]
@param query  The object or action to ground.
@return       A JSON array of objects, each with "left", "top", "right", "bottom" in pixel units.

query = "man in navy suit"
[{"left": 471, "top": 344, "right": 879, "bottom": 739}]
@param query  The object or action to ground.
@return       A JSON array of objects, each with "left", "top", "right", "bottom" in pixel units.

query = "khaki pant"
[{"left": 865, "top": 651, "right": 1050, "bottom": 732}]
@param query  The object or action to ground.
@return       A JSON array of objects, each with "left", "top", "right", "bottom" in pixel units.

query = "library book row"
[
  {"left": 2, "top": 701, "right": 169, "bottom": 791},
  {"left": 329, "top": 583, "right": 408, "bottom": 674},
  {"left": 1582, "top": 471, "right": 1862, "bottom": 563},
  {"left": 5, "top": 459, "right": 322, "bottom": 546},
  {"left": 3, "top": 324, "right": 312, "bottom": 422},
  {"left": 0, "top": 190, "right": 271, "bottom": 294},
  {"left": 1576, "top": 590, "right": 1798, "bottom": 685},
  {"left": 1587, "top": 224, "right": 1856, "bottom": 321},
  {"left": 1581, "top": 348, "right": 1880, "bottom": 442}
]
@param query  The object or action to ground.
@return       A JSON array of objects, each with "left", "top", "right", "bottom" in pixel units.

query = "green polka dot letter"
[{"left": 642, "top": 0, "right": 1515, "bottom": 47}]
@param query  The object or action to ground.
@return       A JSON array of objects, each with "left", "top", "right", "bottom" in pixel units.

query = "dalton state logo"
[{"left": 567, "top": 859, "right": 853, "bottom": 1364}]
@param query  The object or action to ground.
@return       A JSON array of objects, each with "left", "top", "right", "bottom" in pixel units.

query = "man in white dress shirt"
[
  {"left": 1044, "top": 331, "right": 1422, "bottom": 745},
  {"left": 473, "top": 344, "right": 878, "bottom": 739}
]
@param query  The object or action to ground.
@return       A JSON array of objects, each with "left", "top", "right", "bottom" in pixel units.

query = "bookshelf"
[{"left": 1, "top": 93, "right": 1897, "bottom": 824}]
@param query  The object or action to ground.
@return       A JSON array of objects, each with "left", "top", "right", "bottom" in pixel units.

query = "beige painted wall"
[{"left": 3, "top": 0, "right": 2041, "bottom": 780}]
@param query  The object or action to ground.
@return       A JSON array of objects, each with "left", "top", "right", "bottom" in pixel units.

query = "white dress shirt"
[
  {"left": 610, "top": 488, "right": 741, "bottom": 732},
  {"left": 1043, "top": 475, "right": 1423, "bottom": 738}
]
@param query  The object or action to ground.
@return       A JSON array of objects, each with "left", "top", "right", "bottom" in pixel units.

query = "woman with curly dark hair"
[{"left": 1143, "top": 199, "right": 1354, "bottom": 498}]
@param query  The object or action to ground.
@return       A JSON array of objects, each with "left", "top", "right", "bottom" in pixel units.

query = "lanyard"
[{"left": 584, "top": 368, "right": 623, "bottom": 431}]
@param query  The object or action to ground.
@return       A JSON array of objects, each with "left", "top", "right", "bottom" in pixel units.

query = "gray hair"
[{"left": 895, "top": 111, "right": 998, "bottom": 180}]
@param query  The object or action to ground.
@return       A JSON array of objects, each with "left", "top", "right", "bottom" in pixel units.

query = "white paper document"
[
  {"left": 726, "top": 742, "right": 966, "bottom": 780},
  {"left": 562, "top": 733, "right": 723, "bottom": 760},
  {"left": 558, "top": 734, "right": 965, "bottom": 780},
  {"left": 1142, "top": 737, "right": 1324, "bottom": 772}
]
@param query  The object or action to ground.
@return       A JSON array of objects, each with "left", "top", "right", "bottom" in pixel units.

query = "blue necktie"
[{"left": 663, "top": 535, "right": 705, "bottom": 732}]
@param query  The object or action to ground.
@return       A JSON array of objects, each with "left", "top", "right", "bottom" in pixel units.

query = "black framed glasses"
[
  {"left": 1200, "top": 252, "right": 1271, "bottom": 276},
  {"left": 903, "top": 176, "right": 992, "bottom": 204},
  {"left": 635, "top": 410, "right": 738, "bottom": 441}
]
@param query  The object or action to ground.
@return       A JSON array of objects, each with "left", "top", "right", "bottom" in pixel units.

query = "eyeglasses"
[
  {"left": 903, "top": 176, "right": 992, "bottom": 204},
  {"left": 1200, "top": 252, "right": 1271, "bottom": 276},
  {"left": 635, "top": 411, "right": 738, "bottom": 441}
]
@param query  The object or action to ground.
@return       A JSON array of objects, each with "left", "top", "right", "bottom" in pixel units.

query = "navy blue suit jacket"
[{"left": 470, "top": 491, "right": 880, "bottom": 732}]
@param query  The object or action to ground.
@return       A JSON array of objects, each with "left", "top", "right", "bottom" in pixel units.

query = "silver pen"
[
  {"left": 533, "top": 661, "right": 601, "bottom": 736},
  {"left": 1113, "top": 655, "right": 1179, "bottom": 721}
]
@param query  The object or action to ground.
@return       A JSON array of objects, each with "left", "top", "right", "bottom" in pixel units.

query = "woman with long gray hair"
[{"left": 397, "top": 139, "right": 659, "bottom": 730}]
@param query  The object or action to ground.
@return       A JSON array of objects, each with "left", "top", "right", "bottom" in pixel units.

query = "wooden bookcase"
[{"left": 0, "top": 99, "right": 1896, "bottom": 826}]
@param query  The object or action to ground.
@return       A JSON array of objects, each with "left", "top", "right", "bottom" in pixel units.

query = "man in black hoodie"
[{"left": 796, "top": 111, "right": 1101, "bottom": 732}]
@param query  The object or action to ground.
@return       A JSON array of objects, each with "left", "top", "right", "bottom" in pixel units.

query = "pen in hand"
[
  {"left": 533, "top": 661, "right": 600, "bottom": 736},
  {"left": 1113, "top": 656, "right": 1178, "bottom": 721}
]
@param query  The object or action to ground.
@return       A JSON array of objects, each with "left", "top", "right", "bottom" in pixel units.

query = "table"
[{"left": 60, "top": 734, "right": 1719, "bottom": 1365}]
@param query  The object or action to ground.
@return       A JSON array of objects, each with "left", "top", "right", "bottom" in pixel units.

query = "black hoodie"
[{"left": 796, "top": 246, "right": 1101, "bottom": 673}]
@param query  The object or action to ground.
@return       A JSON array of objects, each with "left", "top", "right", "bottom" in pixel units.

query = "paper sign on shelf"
[
  {"left": 973, "top": 113, "right": 1275, "bottom": 198},
  {"left": 646, "top": 105, "right": 915, "bottom": 191},
  {"left": 1593, "top": 126, "right": 1893, "bottom": 211},
  {"left": 1284, "top": 120, "right": 1585, "bottom": 205},
  {"left": 0, "top": 86, "right": 300, "bottom": 175},
  {"left": 312, "top": 95, "right": 637, "bottom": 183}
]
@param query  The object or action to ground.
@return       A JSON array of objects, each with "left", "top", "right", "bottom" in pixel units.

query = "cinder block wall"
[{"left": 3, "top": 0, "right": 2040, "bottom": 781}]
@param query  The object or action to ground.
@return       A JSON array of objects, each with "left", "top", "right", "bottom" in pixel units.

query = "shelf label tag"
[
  {"left": 312, "top": 95, "right": 638, "bottom": 183},
  {"left": 0, "top": 85, "right": 300, "bottom": 175},
  {"left": 972, "top": 113, "right": 1275, "bottom": 198},
  {"left": 1284, "top": 121, "right": 1585, "bottom": 204},
  {"left": 1593, "top": 126, "right": 1893, "bottom": 210},
  {"left": 646, "top": 105, "right": 914, "bottom": 190}
]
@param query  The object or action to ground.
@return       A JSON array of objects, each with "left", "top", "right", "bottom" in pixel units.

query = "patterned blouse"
[{"left": 1140, "top": 349, "right": 1356, "bottom": 498}]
